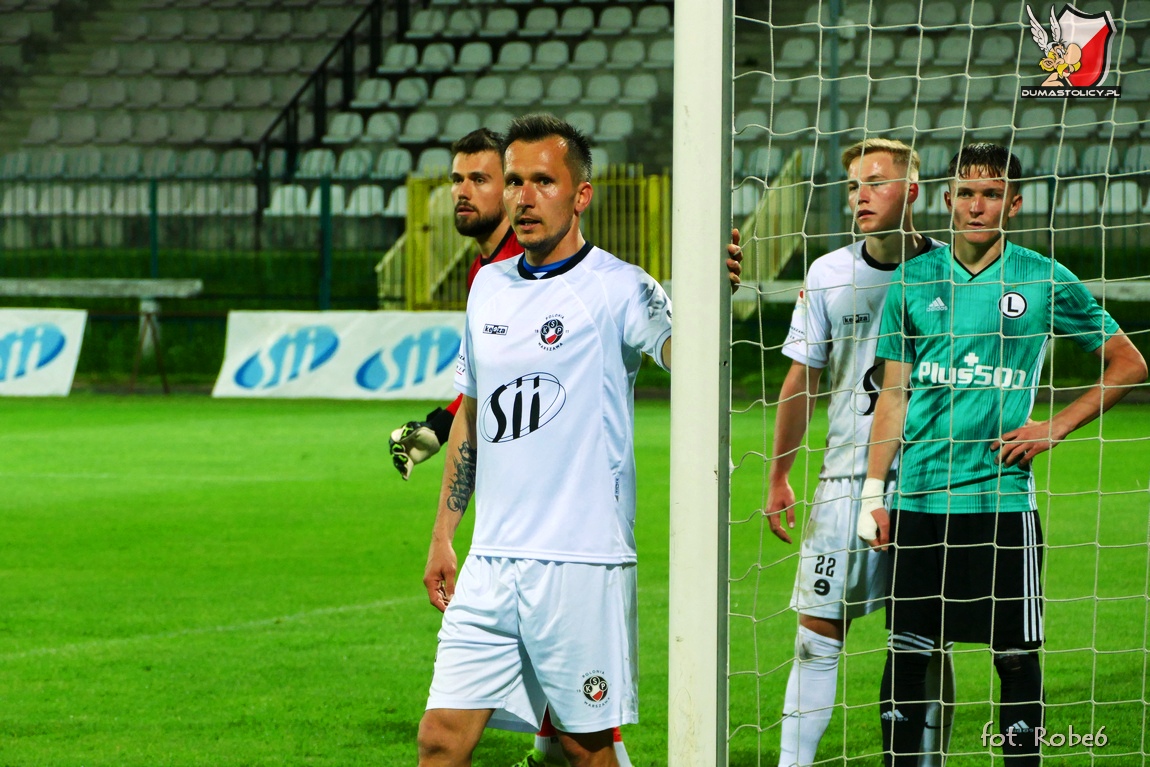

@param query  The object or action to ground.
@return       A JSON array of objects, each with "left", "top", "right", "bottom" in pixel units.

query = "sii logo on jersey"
[{"left": 480, "top": 372, "right": 566, "bottom": 443}]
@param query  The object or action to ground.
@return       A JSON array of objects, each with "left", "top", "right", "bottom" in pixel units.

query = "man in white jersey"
[
  {"left": 763, "top": 139, "right": 954, "bottom": 767},
  {"left": 417, "top": 113, "right": 741, "bottom": 767}
]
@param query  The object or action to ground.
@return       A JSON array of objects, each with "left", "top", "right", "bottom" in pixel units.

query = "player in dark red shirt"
[{"left": 390, "top": 129, "right": 523, "bottom": 481}]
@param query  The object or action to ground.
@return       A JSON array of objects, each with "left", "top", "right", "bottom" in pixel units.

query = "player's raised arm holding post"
[
  {"left": 765, "top": 138, "right": 953, "bottom": 767},
  {"left": 861, "top": 143, "right": 1146, "bottom": 767}
]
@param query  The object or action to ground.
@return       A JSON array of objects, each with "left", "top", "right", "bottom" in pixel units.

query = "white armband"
[{"left": 857, "top": 477, "right": 887, "bottom": 541}]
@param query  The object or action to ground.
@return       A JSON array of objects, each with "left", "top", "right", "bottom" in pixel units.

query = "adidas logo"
[
  {"left": 881, "top": 709, "right": 910, "bottom": 722},
  {"left": 927, "top": 297, "right": 948, "bottom": 312},
  {"left": 1007, "top": 720, "right": 1034, "bottom": 734}
]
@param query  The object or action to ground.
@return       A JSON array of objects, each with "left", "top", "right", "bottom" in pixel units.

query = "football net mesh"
[{"left": 727, "top": 1, "right": 1150, "bottom": 764}]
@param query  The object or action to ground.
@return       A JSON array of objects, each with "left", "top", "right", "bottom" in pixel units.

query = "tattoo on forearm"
[{"left": 446, "top": 440, "right": 477, "bottom": 514}]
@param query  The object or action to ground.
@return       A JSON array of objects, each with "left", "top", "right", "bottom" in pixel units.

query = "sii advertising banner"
[
  {"left": 212, "top": 311, "right": 464, "bottom": 400},
  {"left": 0, "top": 309, "right": 87, "bottom": 397}
]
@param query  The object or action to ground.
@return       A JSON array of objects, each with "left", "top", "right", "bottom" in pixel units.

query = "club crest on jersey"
[
  {"left": 537, "top": 315, "right": 565, "bottom": 350},
  {"left": 479, "top": 372, "right": 566, "bottom": 443},
  {"left": 581, "top": 672, "right": 609, "bottom": 707},
  {"left": 1000, "top": 292, "right": 1028, "bottom": 318}
]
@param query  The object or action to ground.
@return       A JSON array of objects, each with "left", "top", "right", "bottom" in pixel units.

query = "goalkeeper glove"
[
  {"left": 389, "top": 407, "right": 455, "bottom": 480},
  {"left": 856, "top": 477, "right": 887, "bottom": 543}
]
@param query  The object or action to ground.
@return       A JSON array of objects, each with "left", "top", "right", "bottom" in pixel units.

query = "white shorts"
[
  {"left": 427, "top": 556, "right": 639, "bottom": 734},
  {"left": 790, "top": 476, "right": 892, "bottom": 620}
]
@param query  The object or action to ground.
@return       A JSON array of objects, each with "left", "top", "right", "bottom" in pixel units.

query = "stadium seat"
[
  {"left": 75, "top": 184, "right": 114, "bottom": 215},
  {"left": 266, "top": 184, "right": 308, "bottom": 216},
  {"left": 733, "top": 108, "right": 768, "bottom": 142},
  {"left": 28, "top": 151, "right": 67, "bottom": 180},
  {"left": 391, "top": 77, "right": 430, "bottom": 108},
  {"left": 1122, "top": 143, "right": 1150, "bottom": 173},
  {"left": 595, "top": 6, "right": 632, "bottom": 35},
  {"left": 1109, "top": 105, "right": 1140, "bottom": 139},
  {"left": 124, "top": 78, "right": 162, "bottom": 109},
  {"left": 1078, "top": 145, "right": 1119, "bottom": 175},
  {"left": 1054, "top": 181, "right": 1100, "bottom": 214},
  {"left": 836, "top": 75, "right": 870, "bottom": 104},
  {"left": 456, "top": 41, "right": 492, "bottom": 72},
  {"left": 965, "top": 0, "right": 997, "bottom": 26},
  {"left": 185, "top": 185, "right": 223, "bottom": 216},
  {"left": 777, "top": 37, "right": 816, "bottom": 69},
  {"left": 858, "top": 106, "right": 892, "bottom": 133},
  {"left": 645, "top": 39, "right": 673, "bottom": 69},
  {"left": 480, "top": 8, "right": 518, "bottom": 38},
  {"left": 439, "top": 112, "right": 481, "bottom": 143},
  {"left": 131, "top": 113, "right": 169, "bottom": 145},
  {"left": 505, "top": 75, "right": 544, "bottom": 107},
  {"left": 1, "top": 184, "right": 36, "bottom": 216},
  {"left": 141, "top": 148, "right": 177, "bottom": 178},
  {"left": 219, "top": 148, "right": 255, "bottom": 177},
  {"left": 1018, "top": 181, "right": 1051, "bottom": 214},
  {"left": 113, "top": 15, "right": 149, "bottom": 42},
  {"left": 218, "top": 11, "right": 256, "bottom": 41},
  {"left": 1011, "top": 144, "right": 1037, "bottom": 178},
  {"left": 116, "top": 46, "right": 157, "bottom": 76},
  {"left": 111, "top": 183, "right": 151, "bottom": 215},
  {"left": 1062, "top": 105, "right": 1100, "bottom": 139},
  {"left": 161, "top": 79, "right": 199, "bottom": 109},
  {"left": 407, "top": 8, "right": 446, "bottom": 39},
  {"left": 590, "top": 146, "right": 611, "bottom": 173},
  {"left": 541, "top": 74, "right": 582, "bottom": 106},
  {"left": 745, "top": 146, "right": 783, "bottom": 182},
  {"left": 791, "top": 76, "right": 822, "bottom": 104},
  {"left": 265, "top": 46, "right": 303, "bottom": 75},
  {"left": 169, "top": 111, "right": 208, "bottom": 143},
  {"left": 180, "top": 148, "right": 218, "bottom": 177},
  {"left": 297, "top": 148, "right": 336, "bottom": 179},
  {"left": 532, "top": 40, "right": 569, "bottom": 71},
  {"left": 350, "top": 79, "right": 391, "bottom": 109},
  {"left": 1102, "top": 181, "right": 1142, "bottom": 214},
  {"left": 254, "top": 12, "right": 292, "bottom": 41},
  {"left": 619, "top": 73, "right": 658, "bottom": 105},
  {"left": 444, "top": 9, "right": 481, "bottom": 39},
  {"left": 231, "top": 45, "right": 265, "bottom": 73},
  {"left": 378, "top": 43, "right": 417, "bottom": 74},
  {"left": 189, "top": 45, "right": 227, "bottom": 75},
  {"left": 557, "top": 7, "right": 594, "bottom": 37},
  {"left": 563, "top": 110, "right": 596, "bottom": 137},
  {"left": 54, "top": 81, "right": 91, "bottom": 110},
  {"left": 398, "top": 111, "right": 439, "bottom": 144},
  {"left": 362, "top": 113, "right": 401, "bottom": 144},
  {"left": 154, "top": 44, "right": 191, "bottom": 75},
  {"left": 571, "top": 39, "right": 608, "bottom": 70},
  {"left": 485, "top": 110, "right": 514, "bottom": 134},
  {"left": 856, "top": 35, "right": 895, "bottom": 69},
  {"left": 416, "top": 42, "right": 455, "bottom": 74},
  {"left": 492, "top": 41, "right": 532, "bottom": 72},
  {"left": 33, "top": 184, "right": 75, "bottom": 216},
  {"left": 334, "top": 148, "right": 373, "bottom": 180},
  {"left": 428, "top": 76, "right": 467, "bottom": 108},
  {"left": 912, "top": 139, "right": 946, "bottom": 176},
  {"left": 607, "top": 39, "right": 645, "bottom": 70},
  {"left": 151, "top": 11, "right": 186, "bottom": 40},
  {"left": 90, "top": 80, "right": 128, "bottom": 109},
  {"left": 383, "top": 186, "right": 407, "bottom": 218},
  {"left": 894, "top": 108, "right": 932, "bottom": 136},
  {"left": 881, "top": 1, "right": 919, "bottom": 27},
  {"left": 467, "top": 75, "right": 508, "bottom": 107},
  {"left": 895, "top": 37, "right": 934, "bottom": 68},
  {"left": 185, "top": 13, "right": 221, "bottom": 41},
  {"left": 924, "top": 183, "right": 949, "bottom": 215},
  {"left": 751, "top": 76, "right": 793, "bottom": 105},
  {"left": 1015, "top": 106, "right": 1057, "bottom": 140},
  {"left": 873, "top": 76, "right": 913, "bottom": 103},
  {"left": 306, "top": 185, "right": 346, "bottom": 216},
  {"left": 932, "top": 107, "right": 970, "bottom": 140},
  {"left": 0, "top": 151, "right": 30, "bottom": 179},
  {"left": 634, "top": 5, "right": 671, "bottom": 34},
  {"left": 85, "top": 47, "right": 120, "bottom": 76},
  {"left": 595, "top": 110, "right": 633, "bottom": 143},
  {"left": 974, "top": 34, "right": 1014, "bottom": 68},
  {"left": 417, "top": 148, "right": 451, "bottom": 174},
  {"left": 521, "top": 7, "right": 558, "bottom": 38},
  {"left": 343, "top": 184, "right": 386, "bottom": 216},
  {"left": 582, "top": 74, "right": 621, "bottom": 106},
  {"left": 201, "top": 78, "right": 236, "bottom": 109},
  {"left": 235, "top": 79, "right": 273, "bottom": 109},
  {"left": 973, "top": 106, "right": 1013, "bottom": 140},
  {"left": 373, "top": 147, "right": 412, "bottom": 180},
  {"left": 64, "top": 148, "right": 102, "bottom": 178},
  {"left": 917, "top": 76, "right": 952, "bottom": 103},
  {"left": 95, "top": 112, "right": 133, "bottom": 144},
  {"left": 922, "top": 1, "right": 957, "bottom": 28},
  {"left": 59, "top": 114, "right": 97, "bottom": 145},
  {"left": 770, "top": 108, "right": 809, "bottom": 139},
  {"left": 323, "top": 113, "right": 363, "bottom": 145},
  {"left": 731, "top": 183, "right": 760, "bottom": 218},
  {"left": 816, "top": 107, "right": 850, "bottom": 139}
]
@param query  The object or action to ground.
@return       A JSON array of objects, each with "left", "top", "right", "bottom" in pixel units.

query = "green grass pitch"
[{"left": 2, "top": 396, "right": 1147, "bottom": 766}]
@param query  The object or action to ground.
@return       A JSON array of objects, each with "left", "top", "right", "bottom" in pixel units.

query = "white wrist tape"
[{"left": 857, "top": 477, "right": 887, "bottom": 541}]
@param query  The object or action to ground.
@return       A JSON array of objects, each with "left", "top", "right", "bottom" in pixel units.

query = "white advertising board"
[
  {"left": 212, "top": 311, "right": 465, "bottom": 400},
  {"left": 0, "top": 308, "right": 87, "bottom": 397}
]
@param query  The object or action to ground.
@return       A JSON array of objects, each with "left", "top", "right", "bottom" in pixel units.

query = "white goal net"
[{"left": 720, "top": 1, "right": 1150, "bottom": 765}]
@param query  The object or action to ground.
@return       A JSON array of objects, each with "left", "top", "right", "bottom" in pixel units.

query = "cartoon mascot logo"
[{"left": 1026, "top": 4, "right": 1116, "bottom": 88}]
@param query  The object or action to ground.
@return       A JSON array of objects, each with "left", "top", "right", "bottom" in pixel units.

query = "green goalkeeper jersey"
[{"left": 875, "top": 240, "right": 1119, "bottom": 514}]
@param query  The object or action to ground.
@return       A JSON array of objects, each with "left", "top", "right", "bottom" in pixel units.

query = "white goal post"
[{"left": 668, "top": 0, "right": 733, "bottom": 765}]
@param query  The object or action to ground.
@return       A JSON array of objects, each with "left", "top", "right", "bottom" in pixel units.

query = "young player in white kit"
[
  {"left": 765, "top": 139, "right": 954, "bottom": 766},
  {"left": 417, "top": 113, "right": 741, "bottom": 767}
]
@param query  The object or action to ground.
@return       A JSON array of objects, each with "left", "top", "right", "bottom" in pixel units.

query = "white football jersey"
[
  {"left": 456, "top": 243, "right": 672, "bottom": 565},
  {"left": 782, "top": 238, "right": 943, "bottom": 479}
]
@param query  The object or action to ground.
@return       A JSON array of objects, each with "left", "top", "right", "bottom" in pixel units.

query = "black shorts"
[{"left": 886, "top": 509, "right": 1044, "bottom": 648}]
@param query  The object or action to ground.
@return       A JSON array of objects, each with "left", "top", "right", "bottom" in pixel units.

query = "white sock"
[
  {"left": 779, "top": 625, "right": 842, "bottom": 767},
  {"left": 614, "top": 738, "right": 633, "bottom": 767},
  {"left": 535, "top": 733, "right": 567, "bottom": 765},
  {"left": 919, "top": 642, "right": 955, "bottom": 767}
]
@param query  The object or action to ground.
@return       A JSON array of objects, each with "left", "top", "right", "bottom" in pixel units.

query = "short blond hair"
[{"left": 841, "top": 138, "right": 920, "bottom": 182}]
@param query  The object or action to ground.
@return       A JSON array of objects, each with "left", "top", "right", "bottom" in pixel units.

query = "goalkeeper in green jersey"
[{"left": 859, "top": 143, "right": 1147, "bottom": 766}]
